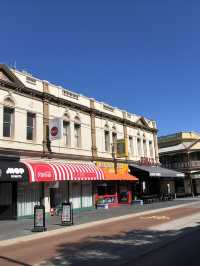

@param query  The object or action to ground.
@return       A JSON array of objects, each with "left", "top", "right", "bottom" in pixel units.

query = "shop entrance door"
[{"left": 0, "top": 182, "right": 17, "bottom": 220}]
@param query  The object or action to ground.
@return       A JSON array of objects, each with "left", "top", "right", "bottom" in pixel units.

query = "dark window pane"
[
  {"left": 27, "top": 113, "right": 35, "bottom": 127},
  {"left": 3, "top": 123, "right": 11, "bottom": 137},
  {"left": 3, "top": 108, "right": 12, "bottom": 123},
  {"left": 3, "top": 107, "right": 13, "bottom": 137},
  {"left": 27, "top": 127, "right": 33, "bottom": 140}
]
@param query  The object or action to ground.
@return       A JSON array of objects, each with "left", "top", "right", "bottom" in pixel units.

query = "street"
[{"left": 0, "top": 201, "right": 200, "bottom": 266}]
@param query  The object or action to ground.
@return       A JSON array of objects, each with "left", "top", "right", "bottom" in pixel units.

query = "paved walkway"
[
  {"left": 0, "top": 197, "right": 199, "bottom": 242},
  {"left": 1, "top": 199, "right": 200, "bottom": 266}
]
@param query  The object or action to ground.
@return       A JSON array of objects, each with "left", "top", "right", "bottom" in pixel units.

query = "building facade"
[
  {"left": 0, "top": 64, "right": 158, "bottom": 219},
  {"left": 159, "top": 132, "right": 200, "bottom": 197}
]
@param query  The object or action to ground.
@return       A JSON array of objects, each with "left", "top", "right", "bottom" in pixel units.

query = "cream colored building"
[{"left": 0, "top": 64, "right": 158, "bottom": 219}]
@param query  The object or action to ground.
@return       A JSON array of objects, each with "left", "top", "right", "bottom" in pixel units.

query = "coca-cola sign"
[
  {"left": 49, "top": 117, "right": 63, "bottom": 141},
  {"left": 51, "top": 127, "right": 58, "bottom": 137}
]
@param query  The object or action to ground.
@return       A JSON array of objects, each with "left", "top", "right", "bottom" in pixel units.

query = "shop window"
[
  {"left": 63, "top": 120, "right": 71, "bottom": 146},
  {"left": 3, "top": 106, "right": 14, "bottom": 138},
  {"left": 27, "top": 112, "right": 36, "bottom": 141}
]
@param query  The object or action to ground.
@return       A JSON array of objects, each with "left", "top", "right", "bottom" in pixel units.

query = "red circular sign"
[{"left": 51, "top": 127, "right": 58, "bottom": 137}]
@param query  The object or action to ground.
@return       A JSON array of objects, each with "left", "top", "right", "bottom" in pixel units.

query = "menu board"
[
  {"left": 35, "top": 207, "right": 44, "bottom": 227},
  {"left": 61, "top": 204, "right": 71, "bottom": 223}
]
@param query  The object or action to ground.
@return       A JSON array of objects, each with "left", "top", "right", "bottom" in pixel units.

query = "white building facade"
[{"left": 0, "top": 64, "right": 158, "bottom": 219}]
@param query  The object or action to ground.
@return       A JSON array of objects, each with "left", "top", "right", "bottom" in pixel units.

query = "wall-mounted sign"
[
  {"left": 48, "top": 181, "right": 59, "bottom": 189},
  {"left": 116, "top": 139, "right": 128, "bottom": 158},
  {"left": 139, "top": 157, "right": 155, "bottom": 166},
  {"left": 96, "top": 162, "right": 115, "bottom": 174},
  {"left": 0, "top": 161, "right": 28, "bottom": 181},
  {"left": 49, "top": 117, "right": 63, "bottom": 141}
]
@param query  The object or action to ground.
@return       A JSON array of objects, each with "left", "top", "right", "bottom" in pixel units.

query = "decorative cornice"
[{"left": 0, "top": 65, "right": 157, "bottom": 134}]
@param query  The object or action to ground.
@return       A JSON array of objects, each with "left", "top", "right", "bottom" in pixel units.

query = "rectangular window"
[
  {"left": 112, "top": 132, "right": 117, "bottom": 153},
  {"left": 3, "top": 107, "right": 14, "bottom": 138},
  {"left": 137, "top": 138, "right": 142, "bottom": 156},
  {"left": 143, "top": 139, "right": 147, "bottom": 156},
  {"left": 149, "top": 141, "right": 154, "bottom": 158},
  {"left": 27, "top": 112, "right": 36, "bottom": 141},
  {"left": 74, "top": 123, "right": 81, "bottom": 148},
  {"left": 63, "top": 121, "right": 70, "bottom": 146},
  {"left": 129, "top": 136, "right": 134, "bottom": 155},
  {"left": 105, "top": 130, "right": 110, "bottom": 152}
]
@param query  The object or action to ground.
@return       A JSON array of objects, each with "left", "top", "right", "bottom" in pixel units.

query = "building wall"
[
  {"left": 0, "top": 88, "right": 43, "bottom": 152},
  {"left": 49, "top": 104, "right": 92, "bottom": 157},
  {"left": 0, "top": 67, "right": 158, "bottom": 162}
]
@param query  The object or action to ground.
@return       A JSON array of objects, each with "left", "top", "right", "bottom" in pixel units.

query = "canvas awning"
[
  {"left": 103, "top": 171, "right": 138, "bottom": 181},
  {"left": 22, "top": 161, "right": 104, "bottom": 182},
  {"left": 129, "top": 164, "right": 184, "bottom": 178}
]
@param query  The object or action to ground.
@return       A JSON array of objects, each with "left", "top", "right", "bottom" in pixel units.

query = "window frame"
[
  {"left": 63, "top": 120, "right": 71, "bottom": 147},
  {"left": 26, "top": 112, "right": 36, "bottom": 141},
  {"left": 104, "top": 129, "right": 110, "bottom": 152},
  {"left": 3, "top": 106, "right": 14, "bottom": 138},
  {"left": 74, "top": 122, "right": 81, "bottom": 148},
  {"left": 129, "top": 136, "right": 134, "bottom": 155}
]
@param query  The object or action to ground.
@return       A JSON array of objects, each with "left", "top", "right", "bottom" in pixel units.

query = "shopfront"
[
  {"left": 21, "top": 160, "right": 104, "bottom": 215},
  {"left": 95, "top": 162, "right": 138, "bottom": 208},
  {"left": 129, "top": 164, "right": 185, "bottom": 198},
  {"left": 0, "top": 159, "right": 28, "bottom": 220}
]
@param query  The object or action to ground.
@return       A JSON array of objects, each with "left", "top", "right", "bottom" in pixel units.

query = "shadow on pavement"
[
  {"left": 39, "top": 222, "right": 200, "bottom": 266},
  {"left": 0, "top": 256, "right": 31, "bottom": 266}
]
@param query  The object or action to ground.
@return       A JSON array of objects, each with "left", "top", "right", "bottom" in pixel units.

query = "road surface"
[{"left": 0, "top": 203, "right": 200, "bottom": 266}]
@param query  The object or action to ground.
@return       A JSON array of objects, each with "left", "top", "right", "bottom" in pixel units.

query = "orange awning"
[{"left": 103, "top": 171, "right": 138, "bottom": 181}]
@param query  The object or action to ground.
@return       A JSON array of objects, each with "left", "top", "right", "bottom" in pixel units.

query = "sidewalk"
[{"left": 0, "top": 197, "right": 199, "bottom": 242}]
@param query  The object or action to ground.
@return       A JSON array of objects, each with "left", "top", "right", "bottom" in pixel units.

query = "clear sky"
[{"left": 1, "top": 0, "right": 200, "bottom": 136}]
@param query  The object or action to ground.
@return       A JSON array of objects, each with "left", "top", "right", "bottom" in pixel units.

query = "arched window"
[
  {"left": 3, "top": 96, "right": 15, "bottom": 138},
  {"left": 104, "top": 124, "right": 110, "bottom": 152},
  {"left": 74, "top": 116, "right": 81, "bottom": 148},
  {"left": 63, "top": 113, "right": 71, "bottom": 146}
]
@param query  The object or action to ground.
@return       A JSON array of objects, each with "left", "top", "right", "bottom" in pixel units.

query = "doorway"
[{"left": 0, "top": 182, "right": 17, "bottom": 220}]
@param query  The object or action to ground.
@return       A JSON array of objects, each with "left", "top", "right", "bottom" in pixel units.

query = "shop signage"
[
  {"left": 96, "top": 162, "right": 115, "bottom": 174},
  {"left": 49, "top": 117, "right": 63, "bottom": 141},
  {"left": 117, "top": 163, "right": 129, "bottom": 175},
  {"left": 0, "top": 161, "right": 28, "bottom": 181},
  {"left": 61, "top": 202, "right": 73, "bottom": 226},
  {"left": 116, "top": 139, "right": 128, "bottom": 158},
  {"left": 139, "top": 157, "right": 155, "bottom": 166},
  {"left": 48, "top": 181, "right": 59, "bottom": 188},
  {"left": 96, "top": 162, "right": 129, "bottom": 176},
  {"left": 32, "top": 205, "right": 46, "bottom": 232}
]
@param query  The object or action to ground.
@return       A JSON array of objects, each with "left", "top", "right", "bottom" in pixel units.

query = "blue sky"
[{"left": 1, "top": 0, "right": 200, "bottom": 136}]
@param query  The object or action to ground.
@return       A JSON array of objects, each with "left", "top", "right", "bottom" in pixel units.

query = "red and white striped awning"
[{"left": 22, "top": 161, "right": 104, "bottom": 182}]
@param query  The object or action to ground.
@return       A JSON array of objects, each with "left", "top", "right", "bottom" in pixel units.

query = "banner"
[
  {"left": 96, "top": 162, "right": 115, "bottom": 174},
  {"left": 49, "top": 117, "right": 63, "bottom": 141}
]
